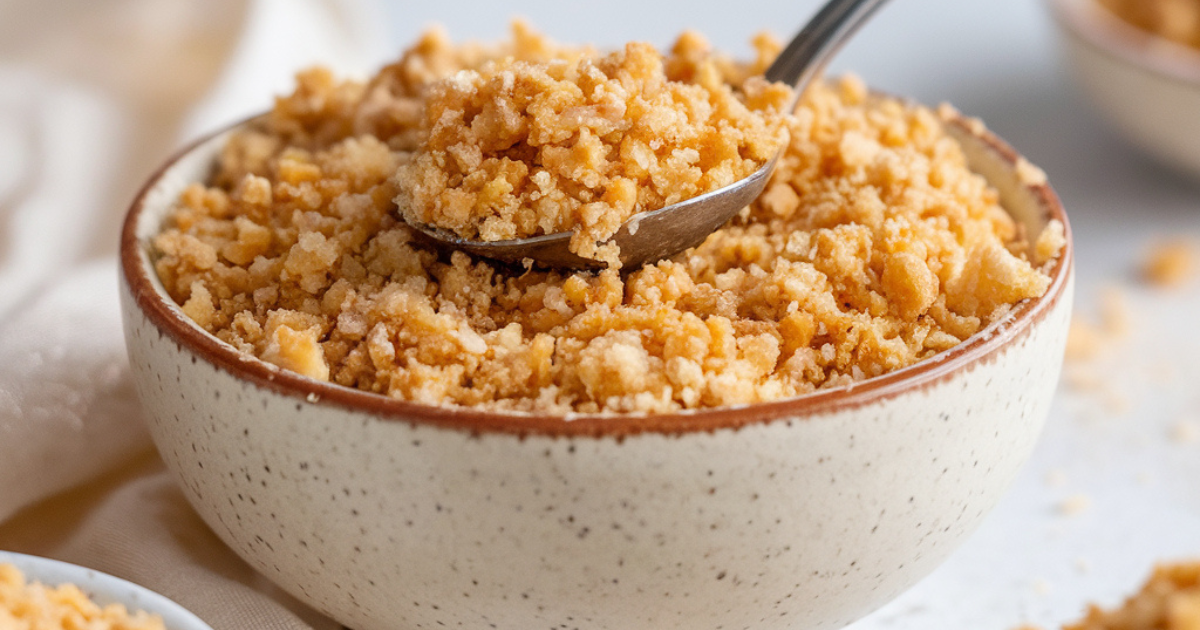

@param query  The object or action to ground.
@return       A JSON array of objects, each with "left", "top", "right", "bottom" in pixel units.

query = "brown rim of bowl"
[
  {"left": 1050, "top": 0, "right": 1200, "bottom": 86},
  {"left": 120, "top": 113, "right": 1073, "bottom": 439}
]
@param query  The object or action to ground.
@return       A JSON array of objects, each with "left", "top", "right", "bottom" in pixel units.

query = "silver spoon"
[{"left": 411, "top": 0, "right": 891, "bottom": 270}]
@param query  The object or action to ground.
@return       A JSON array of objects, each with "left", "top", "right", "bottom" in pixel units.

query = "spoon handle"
[{"left": 764, "top": 0, "right": 891, "bottom": 106}]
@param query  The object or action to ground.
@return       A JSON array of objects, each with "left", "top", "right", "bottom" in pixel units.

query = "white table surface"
[{"left": 382, "top": 1, "right": 1200, "bottom": 627}]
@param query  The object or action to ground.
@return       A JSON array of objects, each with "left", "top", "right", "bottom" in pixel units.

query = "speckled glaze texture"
[{"left": 121, "top": 115, "right": 1074, "bottom": 630}]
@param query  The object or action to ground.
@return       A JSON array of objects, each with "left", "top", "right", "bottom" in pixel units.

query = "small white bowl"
[
  {"left": 120, "top": 114, "right": 1073, "bottom": 630},
  {"left": 1051, "top": 0, "right": 1200, "bottom": 179},
  {"left": 0, "top": 550, "right": 214, "bottom": 630}
]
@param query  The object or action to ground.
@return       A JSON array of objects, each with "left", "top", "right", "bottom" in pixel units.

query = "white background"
[{"left": 381, "top": 1, "right": 1200, "bottom": 628}]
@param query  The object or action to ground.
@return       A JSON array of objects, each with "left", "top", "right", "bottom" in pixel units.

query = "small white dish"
[
  {"left": 1051, "top": 0, "right": 1200, "bottom": 179},
  {"left": 0, "top": 550, "right": 214, "bottom": 630}
]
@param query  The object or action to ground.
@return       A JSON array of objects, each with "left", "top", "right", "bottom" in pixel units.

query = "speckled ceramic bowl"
[
  {"left": 120, "top": 113, "right": 1074, "bottom": 630},
  {"left": 0, "top": 551, "right": 214, "bottom": 630},
  {"left": 1051, "top": 0, "right": 1200, "bottom": 179}
]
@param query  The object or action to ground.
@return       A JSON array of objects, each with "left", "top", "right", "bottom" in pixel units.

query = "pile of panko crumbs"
[
  {"left": 395, "top": 35, "right": 792, "bottom": 265},
  {"left": 152, "top": 23, "right": 1064, "bottom": 414}
]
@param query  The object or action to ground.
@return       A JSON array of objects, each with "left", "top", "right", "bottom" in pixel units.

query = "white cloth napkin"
[{"left": 0, "top": 1, "right": 389, "bottom": 627}]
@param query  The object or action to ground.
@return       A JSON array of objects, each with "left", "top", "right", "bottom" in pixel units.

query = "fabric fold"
[
  {"left": 0, "top": 261, "right": 149, "bottom": 523},
  {"left": 0, "top": 0, "right": 390, "bottom": 627}
]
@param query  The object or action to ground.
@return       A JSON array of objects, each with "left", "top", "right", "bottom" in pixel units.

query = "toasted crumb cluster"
[
  {"left": 1142, "top": 239, "right": 1196, "bottom": 287},
  {"left": 0, "top": 563, "right": 166, "bottom": 630},
  {"left": 394, "top": 36, "right": 791, "bottom": 265},
  {"left": 1023, "top": 562, "right": 1200, "bottom": 630},
  {"left": 153, "top": 25, "right": 1063, "bottom": 414},
  {"left": 1098, "top": 0, "right": 1200, "bottom": 49}
]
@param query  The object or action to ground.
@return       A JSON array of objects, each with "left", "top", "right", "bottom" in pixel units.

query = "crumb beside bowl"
[
  {"left": 1051, "top": 0, "right": 1200, "bottom": 180},
  {"left": 120, "top": 114, "right": 1073, "bottom": 630},
  {"left": 0, "top": 550, "right": 214, "bottom": 630}
]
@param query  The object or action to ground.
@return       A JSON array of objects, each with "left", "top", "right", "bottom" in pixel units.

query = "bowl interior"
[
  {"left": 0, "top": 551, "right": 213, "bottom": 630},
  {"left": 122, "top": 110, "right": 1073, "bottom": 435}
]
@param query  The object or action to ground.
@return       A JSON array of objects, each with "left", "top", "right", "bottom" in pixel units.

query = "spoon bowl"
[
  {"left": 415, "top": 155, "right": 779, "bottom": 269},
  {"left": 411, "top": 0, "right": 889, "bottom": 269}
]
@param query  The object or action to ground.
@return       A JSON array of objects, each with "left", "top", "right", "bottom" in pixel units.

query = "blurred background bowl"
[
  {"left": 1051, "top": 0, "right": 1200, "bottom": 180},
  {"left": 0, "top": 550, "right": 214, "bottom": 630}
]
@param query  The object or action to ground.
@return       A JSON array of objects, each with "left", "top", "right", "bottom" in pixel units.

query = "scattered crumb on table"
[
  {"left": 0, "top": 563, "right": 166, "bottom": 630},
  {"left": 1059, "top": 494, "right": 1093, "bottom": 517},
  {"left": 1142, "top": 239, "right": 1197, "bottom": 288},
  {"left": 1031, "top": 561, "right": 1200, "bottom": 630},
  {"left": 1065, "top": 286, "right": 1129, "bottom": 364}
]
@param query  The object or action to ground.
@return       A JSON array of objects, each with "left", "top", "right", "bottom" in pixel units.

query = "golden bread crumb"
[
  {"left": 394, "top": 37, "right": 792, "bottom": 265},
  {"left": 1142, "top": 239, "right": 1196, "bottom": 287},
  {"left": 1035, "top": 219, "right": 1067, "bottom": 266},
  {"left": 152, "top": 25, "right": 1060, "bottom": 414},
  {"left": 1065, "top": 317, "right": 1105, "bottom": 363},
  {"left": 1065, "top": 287, "right": 1128, "bottom": 363},
  {"left": 0, "top": 563, "right": 166, "bottom": 630},
  {"left": 1017, "top": 157, "right": 1049, "bottom": 187},
  {"left": 1032, "top": 562, "right": 1200, "bottom": 630},
  {"left": 1059, "top": 494, "right": 1093, "bottom": 516}
]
